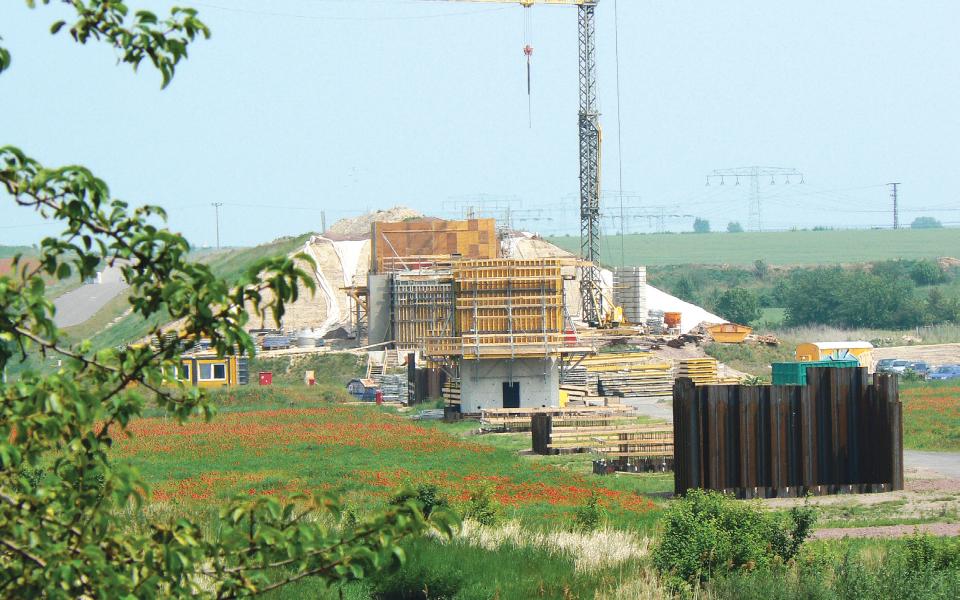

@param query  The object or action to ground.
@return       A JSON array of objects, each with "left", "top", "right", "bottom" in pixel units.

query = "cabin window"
[{"left": 197, "top": 363, "right": 225, "bottom": 381}]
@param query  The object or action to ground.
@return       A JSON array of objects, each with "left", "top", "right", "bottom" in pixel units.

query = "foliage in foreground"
[
  {"left": 709, "top": 534, "right": 960, "bottom": 600},
  {"left": 652, "top": 490, "right": 816, "bottom": 588},
  {"left": 0, "top": 2, "right": 452, "bottom": 597}
]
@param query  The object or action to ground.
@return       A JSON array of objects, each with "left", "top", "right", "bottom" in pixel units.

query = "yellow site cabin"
[
  {"left": 174, "top": 354, "right": 249, "bottom": 388},
  {"left": 795, "top": 341, "right": 874, "bottom": 367}
]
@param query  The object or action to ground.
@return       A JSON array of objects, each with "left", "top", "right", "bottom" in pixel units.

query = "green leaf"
[{"left": 50, "top": 20, "right": 66, "bottom": 34}]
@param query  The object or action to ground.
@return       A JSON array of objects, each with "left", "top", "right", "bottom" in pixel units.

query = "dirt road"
[
  {"left": 811, "top": 522, "right": 960, "bottom": 540},
  {"left": 53, "top": 281, "right": 127, "bottom": 328},
  {"left": 873, "top": 343, "right": 960, "bottom": 366}
]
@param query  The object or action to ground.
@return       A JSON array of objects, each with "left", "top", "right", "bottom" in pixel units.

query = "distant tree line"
[{"left": 663, "top": 258, "right": 958, "bottom": 329}]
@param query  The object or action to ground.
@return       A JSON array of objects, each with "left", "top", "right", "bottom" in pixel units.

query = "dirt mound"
[
  {"left": 938, "top": 256, "right": 960, "bottom": 269},
  {"left": 324, "top": 206, "right": 423, "bottom": 240},
  {"left": 507, "top": 233, "right": 576, "bottom": 259}
]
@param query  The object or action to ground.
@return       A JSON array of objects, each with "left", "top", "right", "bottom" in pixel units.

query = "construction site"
[{"left": 220, "top": 0, "right": 907, "bottom": 493}]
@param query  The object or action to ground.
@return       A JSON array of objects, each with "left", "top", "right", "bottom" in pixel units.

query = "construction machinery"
[{"left": 442, "top": 0, "right": 605, "bottom": 325}]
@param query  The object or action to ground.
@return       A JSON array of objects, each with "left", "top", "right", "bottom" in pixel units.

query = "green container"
[{"left": 771, "top": 360, "right": 861, "bottom": 386}]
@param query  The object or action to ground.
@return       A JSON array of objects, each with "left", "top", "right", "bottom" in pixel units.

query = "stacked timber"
[
  {"left": 560, "top": 366, "right": 595, "bottom": 398},
  {"left": 578, "top": 353, "right": 673, "bottom": 400},
  {"left": 378, "top": 374, "right": 408, "bottom": 403},
  {"left": 442, "top": 381, "right": 461, "bottom": 407},
  {"left": 597, "top": 368, "right": 673, "bottom": 399},
  {"left": 676, "top": 357, "right": 719, "bottom": 385},
  {"left": 481, "top": 406, "right": 633, "bottom": 433}
]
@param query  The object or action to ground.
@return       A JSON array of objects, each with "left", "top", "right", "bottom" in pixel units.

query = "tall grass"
[{"left": 771, "top": 323, "right": 960, "bottom": 346}]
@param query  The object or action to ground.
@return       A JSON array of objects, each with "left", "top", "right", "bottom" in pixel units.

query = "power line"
[
  {"left": 191, "top": 1, "right": 509, "bottom": 22},
  {"left": 613, "top": 0, "right": 625, "bottom": 268}
]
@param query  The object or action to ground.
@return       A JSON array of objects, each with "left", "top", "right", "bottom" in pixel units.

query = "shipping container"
[{"left": 771, "top": 360, "right": 861, "bottom": 385}]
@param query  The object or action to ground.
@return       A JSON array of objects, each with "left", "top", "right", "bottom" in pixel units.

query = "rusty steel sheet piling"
[{"left": 673, "top": 367, "right": 902, "bottom": 499}]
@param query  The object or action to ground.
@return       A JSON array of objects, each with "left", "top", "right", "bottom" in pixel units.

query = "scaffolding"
[{"left": 425, "top": 258, "right": 588, "bottom": 359}]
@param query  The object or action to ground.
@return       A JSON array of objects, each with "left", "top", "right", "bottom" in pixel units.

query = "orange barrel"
[{"left": 664, "top": 312, "right": 682, "bottom": 328}]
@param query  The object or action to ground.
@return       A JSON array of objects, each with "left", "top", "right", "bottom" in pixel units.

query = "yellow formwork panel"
[
  {"left": 424, "top": 258, "right": 571, "bottom": 358},
  {"left": 372, "top": 218, "right": 498, "bottom": 273}
]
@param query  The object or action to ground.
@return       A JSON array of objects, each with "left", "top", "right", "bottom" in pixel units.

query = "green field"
[
  {"left": 106, "top": 385, "right": 960, "bottom": 598},
  {"left": 548, "top": 228, "right": 960, "bottom": 266}
]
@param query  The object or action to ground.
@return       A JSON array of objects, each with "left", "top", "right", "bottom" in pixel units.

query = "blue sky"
[{"left": 2, "top": 0, "right": 959, "bottom": 247}]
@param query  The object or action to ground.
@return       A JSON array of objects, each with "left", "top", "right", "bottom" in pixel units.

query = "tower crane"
[{"left": 440, "top": 0, "right": 605, "bottom": 325}]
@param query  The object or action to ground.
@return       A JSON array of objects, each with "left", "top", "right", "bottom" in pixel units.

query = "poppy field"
[
  {"left": 113, "top": 388, "right": 668, "bottom": 531},
  {"left": 901, "top": 382, "right": 960, "bottom": 451}
]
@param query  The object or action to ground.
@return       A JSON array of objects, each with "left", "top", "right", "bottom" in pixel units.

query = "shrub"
[
  {"left": 911, "top": 260, "right": 946, "bottom": 286},
  {"left": 392, "top": 483, "right": 450, "bottom": 519},
  {"left": 727, "top": 221, "right": 744, "bottom": 233},
  {"left": 573, "top": 492, "right": 607, "bottom": 532},
  {"left": 462, "top": 483, "right": 501, "bottom": 527},
  {"left": 911, "top": 216, "right": 943, "bottom": 229},
  {"left": 715, "top": 288, "right": 761, "bottom": 325},
  {"left": 372, "top": 559, "right": 465, "bottom": 600},
  {"left": 652, "top": 490, "right": 816, "bottom": 585}
]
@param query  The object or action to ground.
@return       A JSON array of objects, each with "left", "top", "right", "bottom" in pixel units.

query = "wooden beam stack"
[{"left": 676, "top": 357, "right": 719, "bottom": 385}]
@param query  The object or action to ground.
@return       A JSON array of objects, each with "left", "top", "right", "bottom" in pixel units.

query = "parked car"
[
  {"left": 928, "top": 365, "right": 960, "bottom": 381},
  {"left": 883, "top": 359, "right": 912, "bottom": 374},
  {"left": 875, "top": 358, "right": 897, "bottom": 373},
  {"left": 905, "top": 361, "right": 930, "bottom": 378}
]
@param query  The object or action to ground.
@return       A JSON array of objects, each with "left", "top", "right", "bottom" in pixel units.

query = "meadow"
[
  {"left": 118, "top": 387, "right": 667, "bottom": 532},
  {"left": 902, "top": 382, "right": 960, "bottom": 452},
  {"left": 103, "top": 380, "right": 960, "bottom": 598},
  {"left": 114, "top": 387, "right": 674, "bottom": 598},
  {"left": 547, "top": 228, "right": 960, "bottom": 266}
]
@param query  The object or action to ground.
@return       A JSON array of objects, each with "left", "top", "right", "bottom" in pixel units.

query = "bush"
[
  {"left": 372, "top": 559, "right": 465, "bottom": 600},
  {"left": 727, "top": 221, "right": 744, "bottom": 233},
  {"left": 911, "top": 216, "right": 943, "bottom": 229},
  {"left": 392, "top": 483, "right": 450, "bottom": 519},
  {"left": 694, "top": 218, "right": 711, "bottom": 233},
  {"left": 462, "top": 483, "right": 501, "bottom": 527},
  {"left": 911, "top": 260, "right": 946, "bottom": 286},
  {"left": 783, "top": 267, "right": 922, "bottom": 329},
  {"left": 652, "top": 490, "right": 815, "bottom": 585},
  {"left": 573, "top": 491, "right": 607, "bottom": 531},
  {"left": 715, "top": 288, "right": 761, "bottom": 325}
]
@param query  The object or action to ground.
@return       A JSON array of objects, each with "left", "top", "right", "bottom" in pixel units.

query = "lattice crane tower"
[{"left": 443, "top": 0, "right": 604, "bottom": 324}]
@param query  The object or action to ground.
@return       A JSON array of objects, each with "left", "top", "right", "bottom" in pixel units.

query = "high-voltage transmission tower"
[
  {"left": 888, "top": 182, "right": 901, "bottom": 229},
  {"left": 707, "top": 166, "right": 804, "bottom": 232},
  {"left": 442, "top": 0, "right": 604, "bottom": 324}
]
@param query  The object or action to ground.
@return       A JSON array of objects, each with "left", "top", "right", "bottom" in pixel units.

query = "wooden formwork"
[
  {"left": 391, "top": 274, "right": 455, "bottom": 349},
  {"left": 677, "top": 357, "right": 720, "bottom": 385},
  {"left": 452, "top": 258, "right": 565, "bottom": 357},
  {"left": 371, "top": 219, "right": 498, "bottom": 273}
]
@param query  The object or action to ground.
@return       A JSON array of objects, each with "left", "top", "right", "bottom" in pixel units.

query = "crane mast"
[
  {"left": 576, "top": 2, "right": 602, "bottom": 324},
  {"left": 440, "top": 0, "right": 604, "bottom": 324}
]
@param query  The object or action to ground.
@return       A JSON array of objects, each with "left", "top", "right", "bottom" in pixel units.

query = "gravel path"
[
  {"left": 811, "top": 522, "right": 960, "bottom": 540},
  {"left": 905, "top": 450, "right": 960, "bottom": 479}
]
